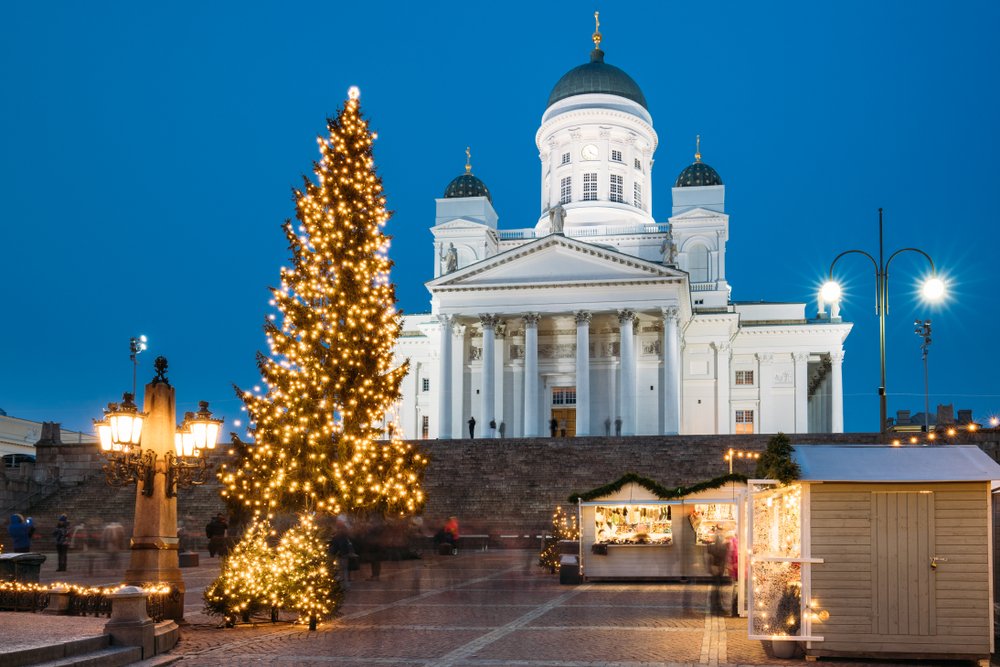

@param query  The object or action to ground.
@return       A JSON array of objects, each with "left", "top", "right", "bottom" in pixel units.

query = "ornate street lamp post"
[
  {"left": 94, "top": 356, "right": 222, "bottom": 620},
  {"left": 820, "top": 209, "right": 945, "bottom": 434}
]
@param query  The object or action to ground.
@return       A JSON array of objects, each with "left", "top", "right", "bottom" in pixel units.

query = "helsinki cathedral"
[{"left": 391, "top": 21, "right": 852, "bottom": 440}]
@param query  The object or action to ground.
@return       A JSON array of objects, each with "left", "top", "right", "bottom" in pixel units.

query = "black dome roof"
[
  {"left": 547, "top": 49, "right": 647, "bottom": 110},
  {"left": 674, "top": 161, "right": 723, "bottom": 188},
  {"left": 444, "top": 172, "right": 492, "bottom": 202}
]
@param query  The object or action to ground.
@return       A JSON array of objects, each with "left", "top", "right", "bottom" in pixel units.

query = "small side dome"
[
  {"left": 444, "top": 173, "right": 491, "bottom": 202},
  {"left": 443, "top": 147, "right": 492, "bottom": 202},
  {"left": 674, "top": 162, "right": 723, "bottom": 188},
  {"left": 674, "top": 135, "right": 723, "bottom": 187}
]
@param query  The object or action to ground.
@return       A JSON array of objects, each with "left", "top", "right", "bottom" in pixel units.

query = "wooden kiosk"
[
  {"left": 575, "top": 473, "right": 747, "bottom": 587},
  {"left": 749, "top": 445, "right": 1000, "bottom": 664}
]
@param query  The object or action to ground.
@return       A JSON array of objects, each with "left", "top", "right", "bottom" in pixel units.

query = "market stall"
[
  {"left": 574, "top": 473, "right": 747, "bottom": 588},
  {"left": 749, "top": 445, "right": 1000, "bottom": 664}
]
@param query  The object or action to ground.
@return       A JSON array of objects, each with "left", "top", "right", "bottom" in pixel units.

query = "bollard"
[{"left": 104, "top": 586, "right": 154, "bottom": 658}]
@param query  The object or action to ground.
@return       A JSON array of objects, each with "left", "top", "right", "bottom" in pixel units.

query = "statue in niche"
[
  {"left": 548, "top": 203, "right": 566, "bottom": 234},
  {"left": 660, "top": 231, "right": 678, "bottom": 265},
  {"left": 439, "top": 242, "right": 458, "bottom": 274}
]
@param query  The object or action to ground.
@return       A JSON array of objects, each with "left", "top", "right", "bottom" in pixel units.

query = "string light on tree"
[{"left": 218, "top": 87, "right": 428, "bottom": 520}]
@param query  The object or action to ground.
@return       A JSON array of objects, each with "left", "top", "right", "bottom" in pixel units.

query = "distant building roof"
[{"left": 791, "top": 445, "right": 1000, "bottom": 483}]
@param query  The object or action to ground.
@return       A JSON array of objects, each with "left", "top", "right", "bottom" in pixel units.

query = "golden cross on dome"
[
  {"left": 465, "top": 146, "right": 472, "bottom": 173},
  {"left": 593, "top": 11, "right": 602, "bottom": 50},
  {"left": 695, "top": 135, "right": 702, "bottom": 162}
]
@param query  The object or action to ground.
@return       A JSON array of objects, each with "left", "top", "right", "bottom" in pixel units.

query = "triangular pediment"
[
  {"left": 428, "top": 234, "right": 687, "bottom": 290},
  {"left": 669, "top": 207, "right": 728, "bottom": 223},
  {"left": 433, "top": 217, "right": 491, "bottom": 231}
]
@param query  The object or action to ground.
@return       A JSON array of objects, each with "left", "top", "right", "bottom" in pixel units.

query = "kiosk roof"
[{"left": 792, "top": 445, "right": 1000, "bottom": 483}]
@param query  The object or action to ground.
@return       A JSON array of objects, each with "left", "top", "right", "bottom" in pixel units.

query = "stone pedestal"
[{"left": 105, "top": 586, "right": 154, "bottom": 659}]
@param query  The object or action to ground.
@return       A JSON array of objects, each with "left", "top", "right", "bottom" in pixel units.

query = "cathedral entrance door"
[{"left": 550, "top": 408, "right": 576, "bottom": 437}]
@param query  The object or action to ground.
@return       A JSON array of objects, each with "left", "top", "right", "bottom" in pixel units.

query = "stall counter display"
[
  {"left": 595, "top": 504, "right": 673, "bottom": 545},
  {"left": 689, "top": 502, "right": 737, "bottom": 545}
]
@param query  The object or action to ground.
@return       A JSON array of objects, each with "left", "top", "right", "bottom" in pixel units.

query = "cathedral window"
[
  {"left": 583, "top": 172, "right": 598, "bottom": 201},
  {"left": 735, "top": 370, "right": 754, "bottom": 386},
  {"left": 561, "top": 152, "right": 571, "bottom": 165},
  {"left": 552, "top": 387, "right": 577, "bottom": 405},
  {"left": 634, "top": 157, "right": 642, "bottom": 171},
  {"left": 611, "top": 149, "right": 623, "bottom": 162},
  {"left": 633, "top": 182, "right": 643, "bottom": 209},
  {"left": 688, "top": 243, "right": 710, "bottom": 282},
  {"left": 422, "top": 378, "right": 430, "bottom": 392},
  {"left": 421, "top": 415, "right": 430, "bottom": 439},
  {"left": 735, "top": 410, "right": 755, "bottom": 434},
  {"left": 560, "top": 176, "right": 572, "bottom": 204},
  {"left": 609, "top": 174, "right": 624, "bottom": 203}
]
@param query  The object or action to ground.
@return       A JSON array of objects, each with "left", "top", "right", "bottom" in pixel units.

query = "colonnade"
[{"left": 435, "top": 307, "right": 683, "bottom": 439}]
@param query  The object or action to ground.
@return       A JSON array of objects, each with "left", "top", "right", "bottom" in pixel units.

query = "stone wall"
[{"left": 6, "top": 431, "right": 999, "bottom": 551}]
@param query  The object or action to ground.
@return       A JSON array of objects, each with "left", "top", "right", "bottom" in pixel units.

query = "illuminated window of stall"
[{"left": 594, "top": 504, "right": 673, "bottom": 545}]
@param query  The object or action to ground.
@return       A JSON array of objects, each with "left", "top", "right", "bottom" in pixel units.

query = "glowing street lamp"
[
  {"left": 93, "top": 355, "right": 223, "bottom": 621},
  {"left": 821, "top": 208, "right": 945, "bottom": 434}
]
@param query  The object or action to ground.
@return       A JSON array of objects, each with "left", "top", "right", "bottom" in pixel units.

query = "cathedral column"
[
  {"left": 794, "top": 352, "right": 810, "bottom": 433},
  {"left": 618, "top": 310, "right": 637, "bottom": 436},
  {"left": 715, "top": 341, "right": 731, "bottom": 434},
  {"left": 493, "top": 320, "right": 506, "bottom": 437},
  {"left": 575, "top": 311, "right": 592, "bottom": 436},
  {"left": 451, "top": 323, "right": 466, "bottom": 438},
  {"left": 662, "top": 306, "right": 681, "bottom": 435},
  {"left": 436, "top": 315, "right": 452, "bottom": 439},
  {"left": 757, "top": 353, "right": 773, "bottom": 433},
  {"left": 523, "top": 313, "right": 541, "bottom": 436},
  {"left": 479, "top": 314, "right": 498, "bottom": 436},
  {"left": 830, "top": 350, "right": 844, "bottom": 433}
]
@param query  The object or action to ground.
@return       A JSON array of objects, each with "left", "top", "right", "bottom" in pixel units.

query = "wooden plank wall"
[{"left": 809, "top": 482, "right": 991, "bottom": 657}]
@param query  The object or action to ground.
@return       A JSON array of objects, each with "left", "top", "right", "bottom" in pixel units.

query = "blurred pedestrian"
[
  {"left": 467, "top": 416, "right": 476, "bottom": 439},
  {"left": 707, "top": 530, "right": 730, "bottom": 616},
  {"left": 70, "top": 520, "right": 97, "bottom": 575},
  {"left": 357, "top": 518, "right": 385, "bottom": 581},
  {"left": 549, "top": 418, "right": 557, "bottom": 437},
  {"left": 434, "top": 516, "right": 460, "bottom": 555},
  {"left": 328, "top": 516, "right": 354, "bottom": 591},
  {"left": 8, "top": 514, "right": 32, "bottom": 553},
  {"left": 206, "top": 513, "right": 229, "bottom": 557},
  {"left": 102, "top": 521, "right": 126, "bottom": 570},
  {"left": 53, "top": 515, "right": 70, "bottom": 571}
]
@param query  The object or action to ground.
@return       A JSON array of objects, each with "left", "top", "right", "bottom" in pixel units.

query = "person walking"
[
  {"left": 328, "top": 517, "right": 354, "bottom": 591},
  {"left": 102, "top": 521, "right": 126, "bottom": 571},
  {"left": 8, "top": 514, "right": 33, "bottom": 553},
  {"left": 206, "top": 513, "right": 229, "bottom": 557},
  {"left": 53, "top": 515, "right": 70, "bottom": 571},
  {"left": 549, "top": 418, "right": 558, "bottom": 437},
  {"left": 614, "top": 416, "right": 622, "bottom": 436},
  {"left": 488, "top": 419, "right": 496, "bottom": 438},
  {"left": 467, "top": 416, "right": 476, "bottom": 439}
]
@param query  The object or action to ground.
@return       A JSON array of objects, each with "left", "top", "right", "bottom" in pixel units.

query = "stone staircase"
[
  {"left": 3, "top": 450, "right": 232, "bottom": 553},
  {"left": 3, "top": 634, "right": 142, "bottom": 667}
]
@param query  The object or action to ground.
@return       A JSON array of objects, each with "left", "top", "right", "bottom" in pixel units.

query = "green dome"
[
  {"left": 547, "top": 49, "right": 647, "bottom": 110},
  {"left": 674, "top": 161, "right": 723, "bottom": 188},
  {"left": 444, "top": 172, "right": 492, "bottom": 202}
]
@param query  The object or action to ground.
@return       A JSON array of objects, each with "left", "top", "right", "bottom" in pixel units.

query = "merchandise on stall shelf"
[
  {"left": 593, "top": 504, "right": 673, "bottom": 545},
  {"left": 689, "top": 502, "right": 737, "bottom": 545}
]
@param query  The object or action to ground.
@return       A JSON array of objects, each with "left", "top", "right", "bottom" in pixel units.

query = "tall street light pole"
[
  {"left": 820, "top": 209, "right": 945, "bottom": 435},
  {"left": 915, "top": 320, "right": 932, "bottom": 432}
]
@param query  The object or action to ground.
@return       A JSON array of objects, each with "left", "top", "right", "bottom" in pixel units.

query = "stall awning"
[{"left": 792, "top": 445, "right": 1000, "bottom": 483}]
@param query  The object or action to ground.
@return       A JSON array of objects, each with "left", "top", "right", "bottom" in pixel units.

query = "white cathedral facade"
[{"left": 391, "top": 33, "right": 852, "bottom": 440}]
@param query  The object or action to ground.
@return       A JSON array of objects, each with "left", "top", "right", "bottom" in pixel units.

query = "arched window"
[{"left": 687, "top": 243, "right": 710, "bottom": 283}]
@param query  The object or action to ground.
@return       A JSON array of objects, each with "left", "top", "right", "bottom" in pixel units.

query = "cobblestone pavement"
[{"left": 155, "top": 549, "right": 983, "bottom": 667}]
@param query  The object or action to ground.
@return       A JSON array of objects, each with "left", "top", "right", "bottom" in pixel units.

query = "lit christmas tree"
[
  {"left": 219, "top": 87, "right": 427, "bottom": 518},
  {"left": 539, "top": 506, "right": 579, "bottom": 572},
  {"left": 203, "top": 518, "right": 277, "bottom": 625},
  {"left": 273, "top": 514, "right": 342, "bottom": 629}
]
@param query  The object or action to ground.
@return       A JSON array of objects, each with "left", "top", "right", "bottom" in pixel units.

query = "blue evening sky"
[{"left": 2, "top": 1, "right": 997, "bottom": 436}]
